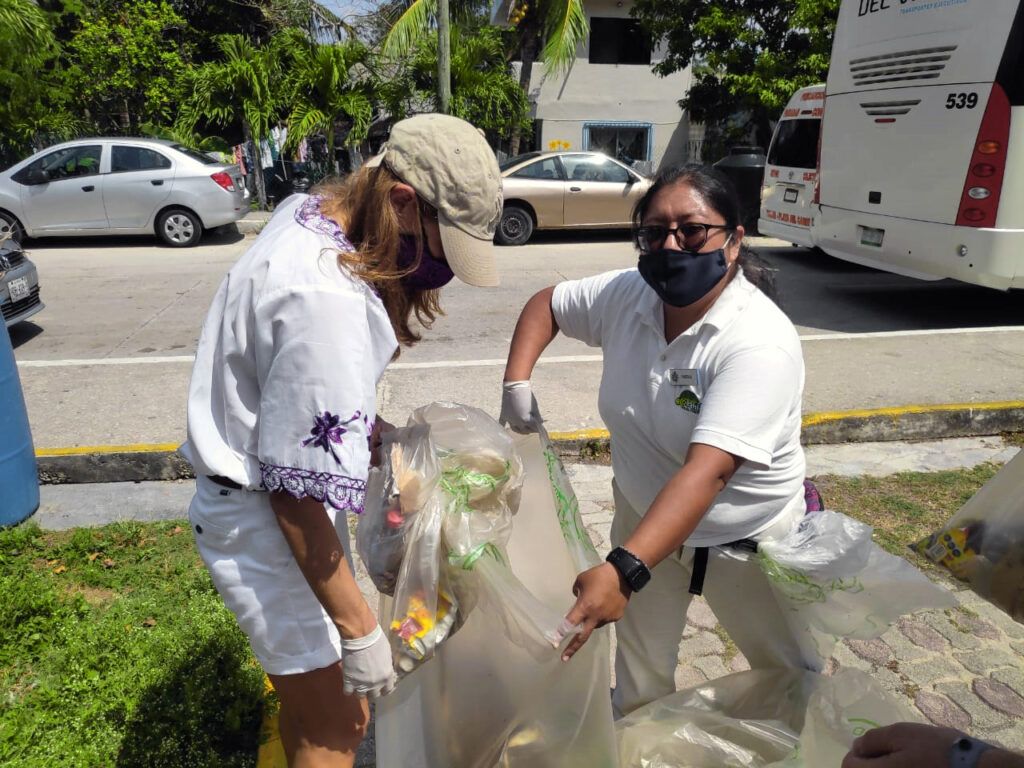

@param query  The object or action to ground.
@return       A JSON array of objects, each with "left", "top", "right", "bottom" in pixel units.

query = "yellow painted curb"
[
  {"left": 257, "top": 676, "right": 287, "bottom": 768},
  {"left": 546, "top": 428, "right": 611, "bottom": 442},
  {"left": 35, "top": 442, "right": 180, "bottom": 457},
  {"left": 32, "top": 401, "right": 1024, "bottom": 460},
  {"left": 801, "top": 401, "right": 1024, "bottom": 427}
]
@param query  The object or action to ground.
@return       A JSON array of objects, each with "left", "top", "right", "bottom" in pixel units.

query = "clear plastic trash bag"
[
  {"left": 757, "top": 510, "right": 956, "bottom": 665},
  {"left": 616, "top": 668, "right": 920, "bottom": 768},
  {"left": 910, "top": 448, "right": 1024, "bottom": 621},
  {"left": 373, "top": 407, "right": 617, "bottom": 768}
]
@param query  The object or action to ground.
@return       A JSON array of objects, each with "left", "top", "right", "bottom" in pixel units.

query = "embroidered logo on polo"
[{"left": 675, "top": 390, "right": 702, "bottom": 414}]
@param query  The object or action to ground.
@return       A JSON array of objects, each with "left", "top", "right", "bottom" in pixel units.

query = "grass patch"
[
  {"left": 813, "top": 462, "right": 1001, "bottom": 570},
  {"left": 0, "top": 521, "right": 264, "bottom": 767}
]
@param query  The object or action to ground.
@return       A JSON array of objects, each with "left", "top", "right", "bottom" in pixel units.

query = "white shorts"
[{"left": 188, "top": 475, "right": 354, "bottom": 676}]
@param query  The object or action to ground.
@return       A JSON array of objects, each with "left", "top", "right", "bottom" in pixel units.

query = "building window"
[
  {"left": 588, "top": 17, "right": 651, "bottom": 65},
  {"left": 584, "top": 122, "right": 652, "bottom": 165}
]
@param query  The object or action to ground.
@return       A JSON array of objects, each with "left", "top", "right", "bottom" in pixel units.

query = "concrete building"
[{"left": 493, "top": 0, "right": 700, "bottom": 171}]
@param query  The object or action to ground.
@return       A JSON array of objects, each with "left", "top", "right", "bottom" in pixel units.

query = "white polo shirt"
[
  {"left": 181, "top": 194, "right": 398, "bottom": 513},
  {"left": 551, "top": 268, "right": 806, "bottom": 546}
]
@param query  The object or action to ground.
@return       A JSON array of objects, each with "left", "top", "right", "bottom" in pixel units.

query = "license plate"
[
  {"left": 859, "top": 226, "right": 885, "bottom": 247},
  {"left": 783, "top": 188, "right": 799, "bottom": 203},
  {"left": 8, "top": 276, "right": 29, "bottom": 302}
]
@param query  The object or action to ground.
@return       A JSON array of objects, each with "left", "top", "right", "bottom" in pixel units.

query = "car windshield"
[
  {"left": 171, "top": 144, "right": 219, "bottom": 165},
  {"left": 499, "top": 152, "right": 542, "bottom": 172}
]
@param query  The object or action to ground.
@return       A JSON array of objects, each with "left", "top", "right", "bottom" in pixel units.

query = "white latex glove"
[
  {"left": 500, "top": 380, "right": 543, "bottom": 434},
  {"left": 341, "top": 624, "right": 397, "bottom": 700}
]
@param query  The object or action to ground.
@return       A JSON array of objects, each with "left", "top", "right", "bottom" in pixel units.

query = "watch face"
[{"left": 631, "top": 566, "right": 651, "bottom": 591}]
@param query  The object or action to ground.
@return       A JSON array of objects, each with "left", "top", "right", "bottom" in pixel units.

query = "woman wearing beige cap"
[{"left": 181, "top": 113, "right": 501, "bottom": 766}]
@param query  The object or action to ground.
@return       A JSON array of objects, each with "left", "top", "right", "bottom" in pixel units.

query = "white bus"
[
  {"left": 816, "top": 0, "right": 1024, "bottom": 290},
  {"left": 759, "top": 84, "right": 826, "bottom": 247}
]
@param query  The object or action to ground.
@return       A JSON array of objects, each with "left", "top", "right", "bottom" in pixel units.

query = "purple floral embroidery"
[
  {"left": 301, "top": 410, "right": 361, "bottom": 463},
  {"left": 260, "top": 462, "right": 367, "bottom": 513},
  {"left": 295, "top": 195, "right": 355, "bottom": 252}
]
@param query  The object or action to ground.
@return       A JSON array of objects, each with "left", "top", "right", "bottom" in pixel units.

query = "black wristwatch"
[
  {"left": 606, "top": 547, "right": 652, "bottom": 592},
  {"left": 950, "top": 736, "right": 994, "bottom": 768}
]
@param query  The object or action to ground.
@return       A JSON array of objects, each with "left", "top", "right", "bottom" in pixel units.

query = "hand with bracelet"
[{"left": 842, "top": 723, "right": 1024, "bottom": 768}]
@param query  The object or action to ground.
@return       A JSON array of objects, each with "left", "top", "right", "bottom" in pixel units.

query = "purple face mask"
[{"left": 397, "top": 234, "right": 455, "bottom": 291}]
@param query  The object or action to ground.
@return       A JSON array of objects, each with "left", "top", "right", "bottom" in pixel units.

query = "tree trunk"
[
  {"left": 244, "top": 120, "right": 268, "bottom": 211},
  {"left": 437, "top": 0, "right": 452, "bottom": 113},
  {"left": 328, "top": 124, "right": 336, "bottom": 176},
  {"left": 509, "top": 31, "right": 539, "bottom": 156}
]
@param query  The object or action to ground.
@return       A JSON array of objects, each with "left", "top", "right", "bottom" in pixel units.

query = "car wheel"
[
  {"left": 156, "top": 208, "right": 202, "bottom": 247},
  {"left": 0, "top": 211, "right": 25, "bottom": 244},
  {"left": 496, "top": 205, "right": 534, "bottom": 246}
]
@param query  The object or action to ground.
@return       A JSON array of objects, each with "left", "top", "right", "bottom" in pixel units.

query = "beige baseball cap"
[{"left": 367, "top": 113, "right": 502, "bottom": 287}]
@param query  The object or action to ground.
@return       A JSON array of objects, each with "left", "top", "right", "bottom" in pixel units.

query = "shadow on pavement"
[
  {"left": 115, "top": 636, "right": 264, "bottom": 767},
  {"left": 8, "top": 321, "right": 43, "bottom": 349},
  {"left": 19, "top": 226, "right": 246, "bottom": 252},
  {"left": 755, "top": 246, "right": 1024, "bottom": 334}
]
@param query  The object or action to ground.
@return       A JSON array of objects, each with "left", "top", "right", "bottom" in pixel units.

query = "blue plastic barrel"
[{"left": 0, "top": 322, "right": 39, "bottom": 525}]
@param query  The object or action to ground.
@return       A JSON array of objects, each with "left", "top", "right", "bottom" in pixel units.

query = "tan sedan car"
[{"left": 497, "top": 152, "right": 651, "bottom": 245}]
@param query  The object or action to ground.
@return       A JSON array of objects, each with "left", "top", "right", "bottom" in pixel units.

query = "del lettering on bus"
[{"left": 858, "top": 0, "right": 891, "bottom": 16}]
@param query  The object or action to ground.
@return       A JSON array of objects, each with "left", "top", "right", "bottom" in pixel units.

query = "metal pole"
[{"left": 437, "top": 0, "right": 451, "bottom": 113}]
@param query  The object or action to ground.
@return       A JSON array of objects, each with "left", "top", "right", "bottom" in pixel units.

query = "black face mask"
[{"left": 637, "top": 243, "right": 730, "bottom": 308}]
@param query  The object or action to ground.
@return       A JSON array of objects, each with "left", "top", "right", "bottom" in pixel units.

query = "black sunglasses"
[{"left": 637, "top": 223, "right": 732, "bottom": 253}]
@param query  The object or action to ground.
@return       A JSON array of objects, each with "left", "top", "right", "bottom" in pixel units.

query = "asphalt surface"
[{"left": 9, "top": 227, "right": 1024, "bottom": 450}]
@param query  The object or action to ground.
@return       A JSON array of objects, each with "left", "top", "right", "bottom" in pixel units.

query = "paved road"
[{"left": 11, "top": 228, "right": 1024, "bottom": 449}]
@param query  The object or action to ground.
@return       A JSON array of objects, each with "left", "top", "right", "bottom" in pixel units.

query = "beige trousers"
[{"left": 610, "top": 481, "right": 817, "bottom": 717}]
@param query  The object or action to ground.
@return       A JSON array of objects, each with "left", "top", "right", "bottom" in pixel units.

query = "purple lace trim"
[
  {"left": 295, "top": 195, "right": 354, "bottom": 253},
  {"left": 260, "top": 462, "right": 366, "bottom": 513}
]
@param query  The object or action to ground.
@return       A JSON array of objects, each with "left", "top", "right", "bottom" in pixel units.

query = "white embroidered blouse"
[{"left": 181, "top": 194, "right": 398, "bottom": 513}]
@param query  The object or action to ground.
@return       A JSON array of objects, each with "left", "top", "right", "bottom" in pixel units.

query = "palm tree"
[
  {"left": 177, "top": 34, "right": 283, "bottom": 210},
  {"left": 504, "top": 0, "right": 587, "bottom": 154},
  {"left": 280, "top": 32, "right": 374, "bottom": 174},
  {"left": 409, "top": 26, "right": 530, "bottom": 138},
  {"left": 0, "top": 0, "right": 52, "bottom": 62},
  {"left": 379, "top": 0, "right": 586, "bottom": 154}
]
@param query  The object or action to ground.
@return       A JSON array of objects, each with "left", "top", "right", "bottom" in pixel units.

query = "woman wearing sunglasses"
[
  {"left": 501, "top": 163, "right": 816, "bottom": 717},
  {"left": 182, "top": 114, "right": 502, "bottom": 766}
]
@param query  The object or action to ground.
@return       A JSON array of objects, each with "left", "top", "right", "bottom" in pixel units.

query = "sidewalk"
[{"left": 30, "top": 436, "right": 1024, "bottom": 759}]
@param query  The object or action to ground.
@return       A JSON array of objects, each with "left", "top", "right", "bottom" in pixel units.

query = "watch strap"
[
  {"left": 950, "top": 736, "right": 994, "bottom": 768},
  {"left": 606, "top": 546, "right": 651, "bottom": 592}
]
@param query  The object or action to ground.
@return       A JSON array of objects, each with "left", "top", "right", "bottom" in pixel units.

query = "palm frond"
[
  {"left": 541, "top": 0, "right": 588, "bottom": 75},
  {"left": 381, "top": 0, "right": 437, "bottom": 58}
]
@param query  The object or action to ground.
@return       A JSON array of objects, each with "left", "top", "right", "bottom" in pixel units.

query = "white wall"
[{"left": 527, "top": 0, "right": 694, "bottom": 169}]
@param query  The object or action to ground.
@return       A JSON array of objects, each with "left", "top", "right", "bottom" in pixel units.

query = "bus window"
[{"left": 767, "top": 120, "right": 821, "bottom": 170}]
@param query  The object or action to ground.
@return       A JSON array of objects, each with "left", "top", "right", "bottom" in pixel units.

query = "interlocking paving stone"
[
  {"left": 974, "top": 678, "right": 1024, "bottom": 718},
  {"left": 915, "top": 691, "right": 972, "bottom": 730},
  {"left": 924, "top": 612, "right": 983, "bottom": 651},
  {"left": 898, "top": 617, "right": 949, "bottom": 652},
  {"left": 693, "top": 655, "right": 731, "bottom": 681},
  {"left": 882, "top": 624, "right": 931, "bottom": 662},
  {"left": 728, "top": 653, "right": 751, "bottom": 673},
  {"left": 902, "top": 657, "right": 967, "bottom": 687},
  {"left": 936, "top": 682, "right": 1012, "bottom": 730},
  {"left": 845, "top": 638, "right": 894, "bottom": 666},
  {"left": 686, "top": 598, "right": 718, "bottom": 631},
  {"left": 678, "top": 632, "right": 725, "bottom": 658},
  {"left": 992, "top": 669, "right": 1024, "bottom": 700},
  {"left": 954, "top": 648, "right": 1020, "bottom": 676}
]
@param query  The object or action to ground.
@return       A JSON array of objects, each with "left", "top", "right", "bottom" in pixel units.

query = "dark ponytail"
[{"left": 631, "top": 163, "right": 779, "bottom": 305}]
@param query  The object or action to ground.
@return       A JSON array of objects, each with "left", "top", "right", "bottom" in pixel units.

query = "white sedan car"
[{"left": 0, "top": 138, "right": 248, "bottom": 247}]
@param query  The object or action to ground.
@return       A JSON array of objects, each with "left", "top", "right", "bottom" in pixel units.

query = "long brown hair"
[{"left": 316, "top": 165, "right": 443, "bottom": 350}]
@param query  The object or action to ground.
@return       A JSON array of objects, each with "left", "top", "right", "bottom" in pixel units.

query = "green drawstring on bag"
[
  {"left": 439, "top": 463, "right": 512, "bottom": 570},
  {"left": 757, "top": 552, "right": 865, "bottom": 605},
  {"left": 543, "top": 448, "right": 597, "bottom": 554}
]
